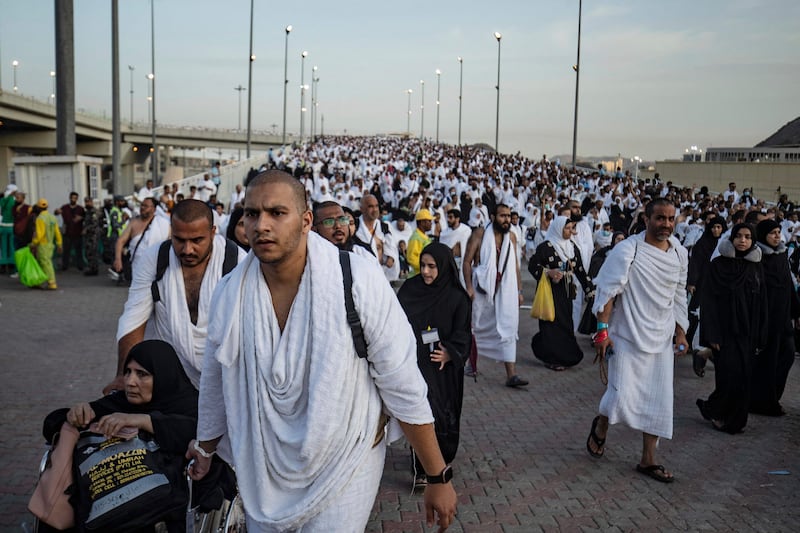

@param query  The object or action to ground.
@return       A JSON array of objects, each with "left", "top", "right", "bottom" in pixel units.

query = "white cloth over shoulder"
[
  {"left": 592, "top": 233, "right": 688, "bottom": 439},
  {"left": 471, "top": 226, "right": 519, "bottom": 362},
  {"left": 198, "top": 233, "right": 431, "bottom": 531},
  {"left": 116, "top": 235, "right": 245, "bottom": 387},
  {"left": 129, "top": 216, "right": 171, "bottom": 268},
  {"left": 355, "top": 216, "right": 399, "bottom": 281}
]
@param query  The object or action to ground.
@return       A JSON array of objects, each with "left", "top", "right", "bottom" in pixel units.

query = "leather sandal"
[{"left": 586, "top": 416, "right": 606, "bottom": 458}]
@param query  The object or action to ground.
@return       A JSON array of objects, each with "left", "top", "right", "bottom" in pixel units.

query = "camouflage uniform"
[{"left": 83, "top": 205, "right": 101, "bottom": 274}]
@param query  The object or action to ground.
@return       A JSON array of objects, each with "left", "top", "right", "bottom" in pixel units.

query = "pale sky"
[{"left": 1, "top": 0, "right": 798, "bottom": 161}]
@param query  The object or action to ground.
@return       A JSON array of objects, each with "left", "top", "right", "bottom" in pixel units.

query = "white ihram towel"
[
  {"left": 116, "top": 235, "right": 233, "bottom": 387},
  {"left": 201, "top": 233, "right": 431, "bottom": 530},
  {"left": 472, "top": 225, "right": 518, "bottom": 345}
]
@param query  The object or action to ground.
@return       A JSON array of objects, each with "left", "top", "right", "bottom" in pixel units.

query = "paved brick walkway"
[{"left": 2, "top": 267, "right": 798, "bottom": 532}]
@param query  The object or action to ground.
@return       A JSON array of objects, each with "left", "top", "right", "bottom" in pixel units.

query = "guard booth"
[{"left": 12, "top": 155, "right": 105, "bottom": 205}]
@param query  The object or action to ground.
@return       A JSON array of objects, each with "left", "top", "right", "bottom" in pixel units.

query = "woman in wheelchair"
[{"left": 38, "top": 340, "right": 235, "bottom": 533}]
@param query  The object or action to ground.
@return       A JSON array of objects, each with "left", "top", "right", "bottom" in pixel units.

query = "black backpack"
[{"left": 151, "top": 239, "right": 240, "bottom": 303}]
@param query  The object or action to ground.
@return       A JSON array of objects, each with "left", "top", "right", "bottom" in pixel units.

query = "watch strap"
[{"left": 426, "top": 464, "right": 453, "bottom": 484}]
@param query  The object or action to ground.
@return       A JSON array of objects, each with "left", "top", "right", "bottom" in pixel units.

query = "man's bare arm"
[
  {"left": 102, "top": 324, "right": 147, "bottom": 395},
  {"left": 113, "top": 222, "right": 134, "bottom": 272},
  {"left": 593, "top": 299, "right": 614, "bottom": 363},
  {"left": 398, "top": 421, "right": 457, "bottom": 532},
  {"left": 510, "top": 232, "right": 522, "bottom": 303},
  {"left": 462, "top": 228, "right": 483, "bottom": 299}
]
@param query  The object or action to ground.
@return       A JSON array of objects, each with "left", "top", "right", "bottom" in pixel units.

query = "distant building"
[
  {"left": 705, "top": 116, "right": 800, "bottom": 162},
  {"left": 656, "top": 117, "right": 800, "bottom": 201},
  {"left": 705, "top": 147, "right": 800, "bottom": 163}
]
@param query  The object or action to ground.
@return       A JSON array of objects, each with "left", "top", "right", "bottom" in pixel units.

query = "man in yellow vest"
[
  {"left": 30, "top": 198, "right": 63, "bottom": 290},
  {"left": 406, "top": 209, "right": 434, "bottom": 277}
]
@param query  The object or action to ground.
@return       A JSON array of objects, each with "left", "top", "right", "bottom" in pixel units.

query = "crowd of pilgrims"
[{"left": 263, "top": 135, "right": 799, "bottom": 436}]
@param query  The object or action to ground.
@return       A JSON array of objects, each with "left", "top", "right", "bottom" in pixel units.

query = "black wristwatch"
[{"left": 426, "top": 464, "right": 453, "bottom": 484}]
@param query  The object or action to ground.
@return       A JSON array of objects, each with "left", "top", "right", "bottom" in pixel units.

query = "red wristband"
[{"left": 592, "top": 330, "right": 609, "bottom": 345}]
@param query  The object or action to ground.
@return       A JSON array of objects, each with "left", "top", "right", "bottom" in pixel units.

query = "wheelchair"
[{"left": 31, "top": 446, "right": 247, "bottom": 533}]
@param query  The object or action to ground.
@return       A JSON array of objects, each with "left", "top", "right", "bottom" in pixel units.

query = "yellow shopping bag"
[{"left": 530, "top": 273, "right": 555, "bottom": 321}]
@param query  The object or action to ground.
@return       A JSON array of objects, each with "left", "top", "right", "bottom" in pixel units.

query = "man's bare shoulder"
[{"left": 468, "top": 226, "right": 484, "bottom": 241}]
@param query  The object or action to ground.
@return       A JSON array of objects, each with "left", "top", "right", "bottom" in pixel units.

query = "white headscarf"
[{"left": 545, "top": 215, "right": 576, "bottom": 262}]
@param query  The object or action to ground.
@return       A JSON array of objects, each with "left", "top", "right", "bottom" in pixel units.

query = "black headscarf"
[
  {"left": 91, "top": 340, "right": 198, "bottom": 420},
  {"left": 397, "top": 242, "right": 469, "bottom": 319},
  {"left": 703, "top": 216, "right": 726, "bottom": 240},
  {"left": 756, "top": 218, "right": 781, "bottom": 248},
  {"left": 728, "top": 222, "right": 757, "bottom": 258},
  {"left": 226, "top": 207, "right": 250, "bottom": 251}
]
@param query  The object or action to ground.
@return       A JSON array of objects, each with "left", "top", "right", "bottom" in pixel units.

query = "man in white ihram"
[
  {"left": 462, "top": 204, "right": 527, "bottom": 388},
  {"left": 105, "top": 200, "right": 246, "bottom": 394},
  {"left": 187, "top": 171, "right": 457, "bottom": 532},
  {"left": 586, "top": 198, "right": 689, "bottom": 483}
]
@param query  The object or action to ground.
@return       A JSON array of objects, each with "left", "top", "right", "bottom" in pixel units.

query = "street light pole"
[
  {"left": 571, "top": 0, "right": 582, "bottom": 169},
  {"left": 300, "top": 51, "right": 307, "bottom": 142},
  {"left": 12, "top": 59, "right": 18, "bottom": 92},
  {"left": 146, "top": 73, "right": 153, "bottom": 125},
  {"left": 235, "top": 85, "right": 246, "bottom": 131},
  {"left": 633, "top": 156, "right": 641, "bottom": 179},
  {"left": 435, "top": 68, "right": 441, "bottom": 144},
  {"left": 235, "top": 84, "right": 246, "bottom": 161},
  {"left": 246, "top": 0, "right": 254, "bottom": 158},
  {"left": 406, "top": 89, "right": 413, "bottom": 135},
  {"left": 457, "top": 56, "right": 463, "bottom": 146},
  {"left": 311, "top": 66, "right": 318, "bottom": 140},
  {"left": 282, "top": 25, "right": 292, "bottom": 145},
  {"left": 150, "top": 0, "right": 158, "bottom": 185},
  {"left": 419, "top": 80, "right": 424, "bottom": 139},
  {"left": 494, "top": 32, "right": 502, "bottom": 153},
  {"left": 128, "top": 65, "right": 134, "bottom": 126},
  {"left": 314, "top": 74, "right": 320, "bottom": 141}
]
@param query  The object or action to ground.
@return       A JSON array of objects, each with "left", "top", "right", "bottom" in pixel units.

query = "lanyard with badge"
[{"left": 421, "top": 326, "right": 440, "bottom": 352}]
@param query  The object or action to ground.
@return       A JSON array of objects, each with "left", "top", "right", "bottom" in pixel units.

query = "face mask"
[
  {"left": 381, "top": 214, "right": 390, "bottom": 222},
  {"left": 602, "top": 230, "right": 610, "bottom": 237}
]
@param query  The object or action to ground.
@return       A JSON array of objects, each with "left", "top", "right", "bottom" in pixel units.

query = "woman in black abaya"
[
  {"left": 528, "top": 216, "right": 594, "bottom": 370},
  {"left": 686, "top": 216, "right": 726, "bottom": 376},
  {"left": 697, "top": 224, "right": 768, "bottom": 434},
  {"left": 41, "top": 340, "right": 233, "bottom": 532},
  {"left": 397, "top": 242, "right": 471, "bottom": 485},
  {"left": 750, "top": 219, "right": 800, "bottom": 416}
]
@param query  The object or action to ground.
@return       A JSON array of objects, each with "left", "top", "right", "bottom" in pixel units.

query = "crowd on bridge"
[{"left": 11, "top": 134, "right": 799, "bottom": 530}]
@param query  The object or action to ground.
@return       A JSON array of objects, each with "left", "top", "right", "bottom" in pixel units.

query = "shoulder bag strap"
[{"left": 339, "top": 250, "right": 368, "bottom": 359}]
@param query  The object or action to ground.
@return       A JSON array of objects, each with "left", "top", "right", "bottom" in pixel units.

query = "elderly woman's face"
[{"left": 124, "top": 359, "right": 154, "bottom": 405}]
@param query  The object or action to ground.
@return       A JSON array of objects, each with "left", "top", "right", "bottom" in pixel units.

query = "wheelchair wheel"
[
  {"left": 30, "top": 449, "right": 51, "bottom": 533},
  {"left": 222, "top": 493, "right": 246, "bottom": 532}
]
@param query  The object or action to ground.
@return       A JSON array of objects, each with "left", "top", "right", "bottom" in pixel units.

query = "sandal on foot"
[
  {"left": 545, "top": 364, "right": 567, "bottom": 371},
  {"left": 586, "top": 416, "right": 606, "bottom": 458},
  {"left": 635, "top": 464, "right": 674, "bottom": 483},
  {"left": 692, "top": 351, "right": 706, "bottom": 378},
  {"left": 505, "top": 375, "right": 529, "bottom": 388}
]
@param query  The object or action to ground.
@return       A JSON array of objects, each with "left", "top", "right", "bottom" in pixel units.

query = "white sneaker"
[{"left": 9, "top": 273, "right": 19, "bottom": 279}]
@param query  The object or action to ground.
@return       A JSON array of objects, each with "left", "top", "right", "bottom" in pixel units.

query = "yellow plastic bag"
[{"left": 530, "top": 273, "right": 555, "bottom": 321}]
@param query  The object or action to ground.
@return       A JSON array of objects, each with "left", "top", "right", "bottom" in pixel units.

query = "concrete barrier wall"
[{"left": 654, "top": 161, "right": 800, "bottom": 203}]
